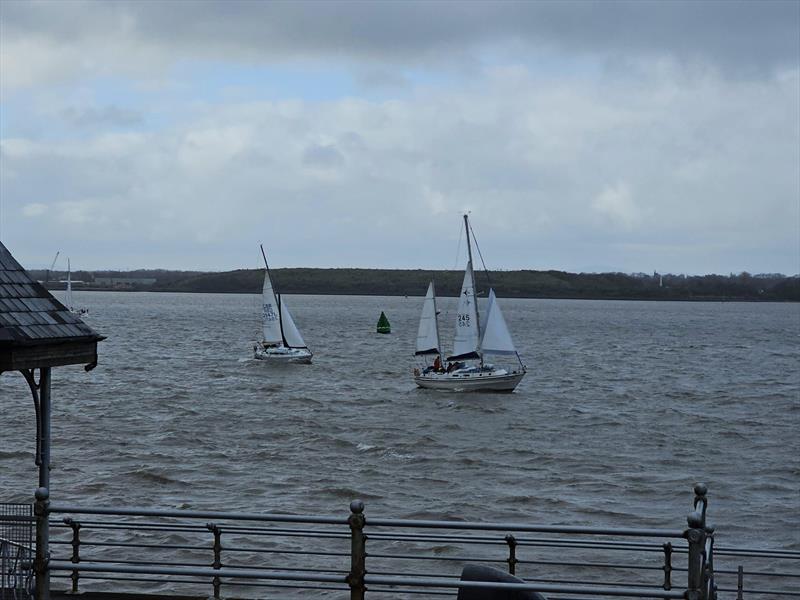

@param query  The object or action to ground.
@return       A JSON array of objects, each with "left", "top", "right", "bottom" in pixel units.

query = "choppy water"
[{"left": 2, "top": 292, "right": 799, "bottom": 553}]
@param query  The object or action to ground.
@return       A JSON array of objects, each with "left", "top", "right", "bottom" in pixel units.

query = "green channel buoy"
[{"left": 376, "top": 311, "right": 391, "bottom": 334}]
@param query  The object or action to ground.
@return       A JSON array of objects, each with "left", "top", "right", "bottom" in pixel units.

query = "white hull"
[
  {"left": 414, "top": 369, "right": 525, "bottom": 392},
  {"left": 254, "top": 345, "right": 312, "bottom": 364}
]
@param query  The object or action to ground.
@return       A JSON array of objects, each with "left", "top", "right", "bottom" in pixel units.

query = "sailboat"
[
  {"left": 413, "top": 215, "right": 526, "bottom": 392},
  {"left": 253, "top": 245, "right": 312, "bottom": 364},
  {"left": 64, "top": 258, "right": 88, "bottom": 316}
]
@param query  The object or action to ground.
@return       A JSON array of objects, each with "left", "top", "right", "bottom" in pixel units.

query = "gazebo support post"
[{"left": 25, "top": 366, "right": 52, "bottom": 600}]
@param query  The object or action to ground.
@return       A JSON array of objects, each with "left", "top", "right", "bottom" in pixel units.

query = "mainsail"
[
  {"left": 279, "top": 298, "right": 308, "bottom": 349},
  {"left": 261, "top": 271, "right": 283, "bottom": 345},
  {"left": 449, "top": 265, "right": 481, "bottom": 360},
  {"left": 481, "top": 289, "right": 517, "bottom": 355},
  {"left": 415, "top": 282, "right": 440, "bottom": 355}
]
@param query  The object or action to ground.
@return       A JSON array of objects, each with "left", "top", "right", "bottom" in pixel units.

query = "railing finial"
[
  {"left": 690, "top": 482, "right": 708, "bottom": 529},
  {"left": 694, "top": 482, "right": 708, "bottom": 500}
]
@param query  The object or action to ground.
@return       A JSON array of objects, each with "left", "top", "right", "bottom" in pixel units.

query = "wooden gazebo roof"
[{"left": 0, "top": 241, "right": 103, "bottom": 373}]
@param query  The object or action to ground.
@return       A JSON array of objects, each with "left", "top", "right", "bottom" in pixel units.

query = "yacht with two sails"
[{"left": 253, "top": 245, "right": 312, "bottom": 364}]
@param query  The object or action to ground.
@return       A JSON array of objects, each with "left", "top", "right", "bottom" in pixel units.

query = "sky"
[{"left": 1, "top": 0, "right": 798, "bottom": 275}]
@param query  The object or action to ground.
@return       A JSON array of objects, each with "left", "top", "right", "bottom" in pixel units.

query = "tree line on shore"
[{"left": 33, "top": 268, "right": 800, "bottom": 301}]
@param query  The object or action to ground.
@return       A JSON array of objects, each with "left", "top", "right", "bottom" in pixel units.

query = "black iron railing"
[{"left": 2, "top": 485, "right": 798, "bottom": 599}]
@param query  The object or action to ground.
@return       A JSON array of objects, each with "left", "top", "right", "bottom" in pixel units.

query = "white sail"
[
  {"left": 65, "top": 259, "right": 73, "bottom": 310},
  {"left": 450, "top": 264, "right": 481, "bottom": 359},
  {"left": 279, "top": 297, "right": 308, "bottom": 348},
  {"left": 415, "top": 282, "right": 441, "bottom": 355},
  {"left": 481, "top": 289, "right": 517, "bottom": 355},
  {"left": 261, "top": 270, "right": 283, "bottom": 345}
]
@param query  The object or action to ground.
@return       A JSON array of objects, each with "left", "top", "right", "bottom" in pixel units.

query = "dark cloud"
[
  {"left": 3, "top": 0, "right": 798, "bottom": 75},
  {"left": 302, "top": 143, "right": 345, "bottom": 168}
]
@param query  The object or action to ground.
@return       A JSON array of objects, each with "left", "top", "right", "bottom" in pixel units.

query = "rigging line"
[{"left": 467, "top": 218, "right": 492, "bottom": 288}]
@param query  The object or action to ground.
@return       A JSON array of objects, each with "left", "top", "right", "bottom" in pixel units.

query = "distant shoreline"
[
  {"left": 37, "top": 266, "right": 799, "bottom": 303},
  {"left": 57, "top": 288, "right": 799, "bottom": 303}
]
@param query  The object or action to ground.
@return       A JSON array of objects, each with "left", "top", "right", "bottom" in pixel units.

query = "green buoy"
[{"left": 376, "top": 311, "right": 391, "bottom": 334}]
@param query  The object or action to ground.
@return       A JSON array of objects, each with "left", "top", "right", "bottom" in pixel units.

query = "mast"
[
  {"left": 463, "top": 214, "right": 482, "bottom": 352},
  {"left": 260, "top": 244, "right": 274, "bottom": 286},
  {"left": 66, "top": 258, "right": 72, "bottom": 308}
]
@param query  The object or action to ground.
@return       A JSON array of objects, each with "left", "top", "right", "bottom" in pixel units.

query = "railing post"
[
  {"left": 662, "top": 542, "right": 672, "bottom": 590},
  {"left": 505, "top": 534, "right": 518, "bottom": 575},
  {"left": 346, "top": 500, "right": 366, "bottom": 600},
  {"left": 64, "top": 517, "right": 81, "bottom": 593},
  {"left": 33, "top": 487, "right": 50, "bottom": 600},
  {"left": 736, "top": 565, "right": 744, "bottom": 600},
  {"left": 685, "top": 483, "right": 714, "bottom": 600},
  {"left": 206, "top": 523, "right": 222, "bottom": 599}
]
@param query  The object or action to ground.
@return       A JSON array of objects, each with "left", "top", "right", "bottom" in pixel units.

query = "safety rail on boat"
[{"left": 3, "top": 484, "right": 798, "bottom": 599}]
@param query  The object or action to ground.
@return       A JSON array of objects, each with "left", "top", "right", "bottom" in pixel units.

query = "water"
[{"left": 2, "top": 292, "right": 799, "bottom": 554}]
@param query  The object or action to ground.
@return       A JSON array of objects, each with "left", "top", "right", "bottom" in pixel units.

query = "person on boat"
[{"left": 433, "top": 356, "right": 442, "bottom": 372}]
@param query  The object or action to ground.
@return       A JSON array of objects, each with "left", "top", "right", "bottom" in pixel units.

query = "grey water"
[{"left": 2, "top": 291, "right": 799, "bottom": 555}]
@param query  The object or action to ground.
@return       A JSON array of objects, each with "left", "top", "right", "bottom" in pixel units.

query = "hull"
[
  {"left": 254, "top": 345, "right": 312, "bottom": 364},
  {"left": 414, "top": 369, "right": 525, "bottom": 392}
]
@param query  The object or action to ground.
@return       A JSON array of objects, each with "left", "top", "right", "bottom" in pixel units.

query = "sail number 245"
[{"left": 458, "top": 314, "right": 471, "bottom": 327}]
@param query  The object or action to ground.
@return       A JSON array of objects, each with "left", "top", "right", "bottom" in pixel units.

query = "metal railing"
[
  {"left": 3, "top": 484, "right": 797, "bottom": 599},
  {"left": 1, "top": 503, "right": 34, "bottom": 600}
]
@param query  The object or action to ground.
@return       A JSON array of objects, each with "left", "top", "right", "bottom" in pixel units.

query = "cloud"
[
  {"left": 1, "top": 1, "right": 798, "bottom": 91},
  {"left": 2, "top": 61, "right": 797, "bottom": 273},
  {"left": 592, "top": 182, "right": 640, "bottom": 230},
  {"left": 61, "top": 105, "right": 143, "bottom": 129},
  {"left": 0, "top": 2, "right": 797, "bottom": 274},
  {"left": 302, "top": 143, "right": 346, "bottom": 169},
  {"left": 21, "top": 202, "right": 46, "bottom": 217}
]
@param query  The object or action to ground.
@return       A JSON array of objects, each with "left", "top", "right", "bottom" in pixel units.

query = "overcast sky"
[{"left": 1, "top": 0, "right": 798, "bottom": 274}]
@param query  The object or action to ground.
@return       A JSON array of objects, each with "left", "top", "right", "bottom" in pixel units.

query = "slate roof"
[{"left": 0, "top": 241, "right": 103, "bottom": 347}]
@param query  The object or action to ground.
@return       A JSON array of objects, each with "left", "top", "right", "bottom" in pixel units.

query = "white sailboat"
[
  {"left": 253, "top": 245, "right": 312, "bottom": 364},
  {"left": 65, "top": 258, "right": 88, "bottom": 316},
  {"left": 413, "top": 215, "right": 525, "bottom": 392}
]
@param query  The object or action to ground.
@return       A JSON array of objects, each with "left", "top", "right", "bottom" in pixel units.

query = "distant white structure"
[{"left": 654, "top": 271, "right": 663, "bottom": 287}]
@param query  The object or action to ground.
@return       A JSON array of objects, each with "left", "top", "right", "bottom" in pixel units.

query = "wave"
[
  {"left": 317, "top": 487, "right": 383, "bottom": 501},
  {"left": 124, "top": 467, "right": 190, "bottom": 487}
]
